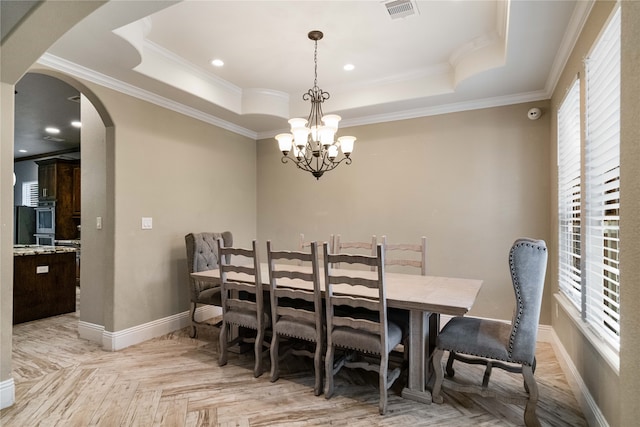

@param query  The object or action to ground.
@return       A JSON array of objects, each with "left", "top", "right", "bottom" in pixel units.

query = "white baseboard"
[
  {"left": 547, "top": 328, "right": 609, "bottom": 427},
  {"left": 78, "top": 320, "right": 104, "bottom": 344},
  {"left": 0, "top": 378, "right": 15, "bottom": 410},
  {"left": 85, "top": 306, "right": 220, "bottom": 352}
]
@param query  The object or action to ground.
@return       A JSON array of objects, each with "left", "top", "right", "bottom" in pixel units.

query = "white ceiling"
[{"left": 12, "top": 0, "right": 590, "bottom": 156}]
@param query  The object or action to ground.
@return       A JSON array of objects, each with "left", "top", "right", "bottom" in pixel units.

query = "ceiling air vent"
[
  {"left": 384, "top": 0, "right": 419, "bottom": 19},
  {"left": 67, "top": 95, "right": 80, "bottom": 103}
]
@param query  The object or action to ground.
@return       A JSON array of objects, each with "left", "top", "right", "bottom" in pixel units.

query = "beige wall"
[
  {"left": 618, "top": 1, "right": 639, "bottom": 425},
  {"left": 257, "top": 100, "right": 552, "bottom": 323},
  {"left": 76, "top": 83, "right": 258, "bottom": 332},
  {"left": 79, "top": 93, "right": 111, "bottom": 327}
]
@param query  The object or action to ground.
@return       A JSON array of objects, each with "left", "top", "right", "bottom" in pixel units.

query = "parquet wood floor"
[{"left": 1, "top": 292, "right": 587, "bottom": 426}]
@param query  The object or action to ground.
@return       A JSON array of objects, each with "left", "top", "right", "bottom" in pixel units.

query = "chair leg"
[
  {"left": 431, "top": 348, "right": 445, "bottom": 404},
  {"left": 524, "top": 357, "right": 537, "bottom": 393},
  {"left": 218, "top": 321, "right": 228, "bottom": 366},
  {"left": 379, "top": 354, "right": 389, "bottom": 415},
  {"left": 522, "top": 364, "right": 541, "bottom": 427},
  {"left": 313, "top": 340, "right": 323, "bottom": 396},
  {"left": 189, "top": 302, "right": 197, "bottom": 338},
  {"left": 270, "top": 332, "right": 280, "bottom": 383},
  {"left": 324, "top": 344, "right": 335, "bottom": 399},
  {"left": 254, "top": 326, "right": 265, "bottom": 377},
  {"left": 445, "top": 351, "right": 456, "bottom": 377}
]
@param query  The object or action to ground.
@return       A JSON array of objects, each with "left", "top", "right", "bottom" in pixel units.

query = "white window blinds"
[
  {"left": 21, "top": 181, "right": 39, "bottom": 207},
  {"left": 557, "top": 78, "right": 581, "bottom": 309},
  {"left": 585, "top": 7, "right": 620, "bottom": 348}
]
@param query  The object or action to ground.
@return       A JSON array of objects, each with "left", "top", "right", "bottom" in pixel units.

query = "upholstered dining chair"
[
  {"left": 431, "top": 238, "right": 548, "bottom": 427},
  {"left": 217, "top": 239, "right": 269, "bottom": 377},
  {"left": 185, "top": 231, "right": 232, "bottom": 338},
  {"left": 267, "top": 240, "right": 324, "bottom": 395},
  {"left": 333, "top": 234, "right": 377, "bottom": 270},
  {"left": 322, "top": 242, "right": 403, "bottom": 415}
]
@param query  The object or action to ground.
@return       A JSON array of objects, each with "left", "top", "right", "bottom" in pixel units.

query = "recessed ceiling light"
[
  {"left": 45, "top": 127, "right": 60, "bottom": 134},
  {"left": 211, "top": 59, "right": 224, "bottom": 67},
  {"left": 19, "top": 149, "right": 27, "bottom": 153},
  {"left": 71, "top": 121, "right": 82, "bottom": 128},
  {"left": 344, "top": 64, "right": 355, "bottom": 71}
]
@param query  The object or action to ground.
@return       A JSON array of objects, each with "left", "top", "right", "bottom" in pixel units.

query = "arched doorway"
[{"left": 26, "top": 68, "right": 115, "bottom": 341}]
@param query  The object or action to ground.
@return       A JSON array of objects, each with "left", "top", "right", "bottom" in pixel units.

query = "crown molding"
[
  {"left": 545, "top": 0, "right": 595, "bottom": 97},
  {"left": 39, "top": 49, "right": 557, "bottom": 143},
  {"left": 258, "top": 89, "right": 548, "bottom": 140},
  {"left": 36, "top": 53, "right": 258, "bottom": 139}
]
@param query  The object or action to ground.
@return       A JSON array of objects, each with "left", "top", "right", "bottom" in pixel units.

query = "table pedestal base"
[
  {"left": 401, "top": 309, "right": 439, "bottom": 403},
  {"left": 401, "top": 387, "right": 432, "bottom": 403}
]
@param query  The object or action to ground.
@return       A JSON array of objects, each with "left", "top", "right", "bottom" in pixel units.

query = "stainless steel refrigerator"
[{"left": 14, "top": 205, "right": 36, "bottom": 244}]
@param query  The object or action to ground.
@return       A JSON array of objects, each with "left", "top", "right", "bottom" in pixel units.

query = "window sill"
[{"left": 554, "top": 292, "right": 620, "bottom": 375}]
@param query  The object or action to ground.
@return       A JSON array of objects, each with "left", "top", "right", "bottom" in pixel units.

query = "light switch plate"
[
  {"left": 96, "top": 216, "right": 102, "bottom": 230},
  {"left": 141, "top": 217, "right": 153, "bottom": 229}
]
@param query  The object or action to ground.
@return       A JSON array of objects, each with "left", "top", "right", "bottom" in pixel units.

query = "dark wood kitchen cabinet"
[
  {"left": 13, "top": 249, "right": 76, "bottom": 324},
  {"left": 72, "top": 166, "right": 81, "bottom": 218},
  {"left": 36, "top": 158, "right": 80, "bottom": 239}
]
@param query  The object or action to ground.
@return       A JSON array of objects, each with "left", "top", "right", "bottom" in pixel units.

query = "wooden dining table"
[{"left": 191, "top": 263, "right": 482, "bottom": 404}]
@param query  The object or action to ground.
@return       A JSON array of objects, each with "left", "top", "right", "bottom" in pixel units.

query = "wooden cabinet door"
[
  {"left": 73, "top": 167, "right": 81, "bottom": 217},
  {"left": 38, "top": 162, "right": 56, "bottom": 200}
]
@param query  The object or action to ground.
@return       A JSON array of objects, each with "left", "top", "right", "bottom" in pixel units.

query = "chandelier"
[{"left": 275, "top": 30, "right": 356, "bottom": 180}]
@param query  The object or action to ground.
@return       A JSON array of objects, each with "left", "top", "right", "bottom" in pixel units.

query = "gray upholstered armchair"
[
  {"left": 431, "top": 238, "right": 548, "bottom": 427},
  {"left": 185, "top": 231, "right": 233, "bottom": 338}
]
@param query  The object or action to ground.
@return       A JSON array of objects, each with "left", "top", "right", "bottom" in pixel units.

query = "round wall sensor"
[{"left": 528, "top": 107, "right": 542, "bottom": 120}]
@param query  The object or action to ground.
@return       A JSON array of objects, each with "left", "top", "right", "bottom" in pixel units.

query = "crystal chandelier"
[{"left": 275, "top": 30, "right": 356, "bottom": 180}]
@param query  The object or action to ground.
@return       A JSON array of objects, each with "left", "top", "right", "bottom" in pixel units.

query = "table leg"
[
  {"left": 401, "top": 309, "right": 432, "bottom": 403},
  {"left": 426, "top": 312, "right": 440, "bottom": 388}
]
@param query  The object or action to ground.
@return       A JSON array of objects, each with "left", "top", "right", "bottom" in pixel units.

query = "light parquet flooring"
[{"left": 2, "top": 293, "right": 587, "bottom": 426}]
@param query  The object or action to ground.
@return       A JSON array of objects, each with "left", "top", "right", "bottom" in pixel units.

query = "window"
[
  {"left": 557, "top": 78, "right": 581, "bottom": 310},
  {"left": 557, "top": 6, "right": 620, "bottom": 351},
  {"left": 584, "top": 7, "right": 621, "bottom": 349},
  {"left": 22, "top": 181, "right": 39, "bottom": 207}
]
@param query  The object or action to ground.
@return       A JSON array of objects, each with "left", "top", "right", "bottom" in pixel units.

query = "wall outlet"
[
  {"left": 36, "top": 265, "right": 49, "bottom": 274},
  {"left": 141, "top": 217, "right": 153, "bottom": 229}
]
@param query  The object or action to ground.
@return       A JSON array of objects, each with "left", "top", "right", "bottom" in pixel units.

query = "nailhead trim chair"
[
  {"left": 217, "top": 239, "right": 269, "bottom": 377},
  {"left": 323, "top": 242, "right": 403, "bottom": 415},
  {"left": 185, "top": 231, "right": 232, "bottom": 338},
  {"left": 267, "top": 240, "right": 324, "bottom": 395},
  {"left": 431, "top": 238, "right": 548, "bottom": 427}
]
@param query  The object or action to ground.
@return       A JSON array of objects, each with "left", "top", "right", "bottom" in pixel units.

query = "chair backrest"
[
  {"left": 323, "top": 242, "right": 390, "bottom": 351},
  {"left": 381, "top": 235, "right": 427, "bottom": 275},
  {"left": 333, "top": 234, "right": 377, "bottom": 270},
  {"left": 299, "top": 233, "right": 333, "bottom": 265},
  {"left": 216, "top": 239, "right": 265, "bottom": 328},
  {"left": 185, "top": 231, "right": 233, "bottom": 297},
  {"left": 267, "top": 240, "right": 323, "bottom": 337},
  {"left": 507, "top": 238, "right": 548, "bottom": 364}
]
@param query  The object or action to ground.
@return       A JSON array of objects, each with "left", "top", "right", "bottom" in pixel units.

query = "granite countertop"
[
  {"left": 54, "top": 239, "right": 81, "bottom": 248},
  {"left": 13, "top": 245, "right": 77, "bottom": 256}
]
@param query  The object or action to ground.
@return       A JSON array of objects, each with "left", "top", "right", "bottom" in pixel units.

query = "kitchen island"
[{"left": 13, "top": 245, "right": 77, "bottom": 324}]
